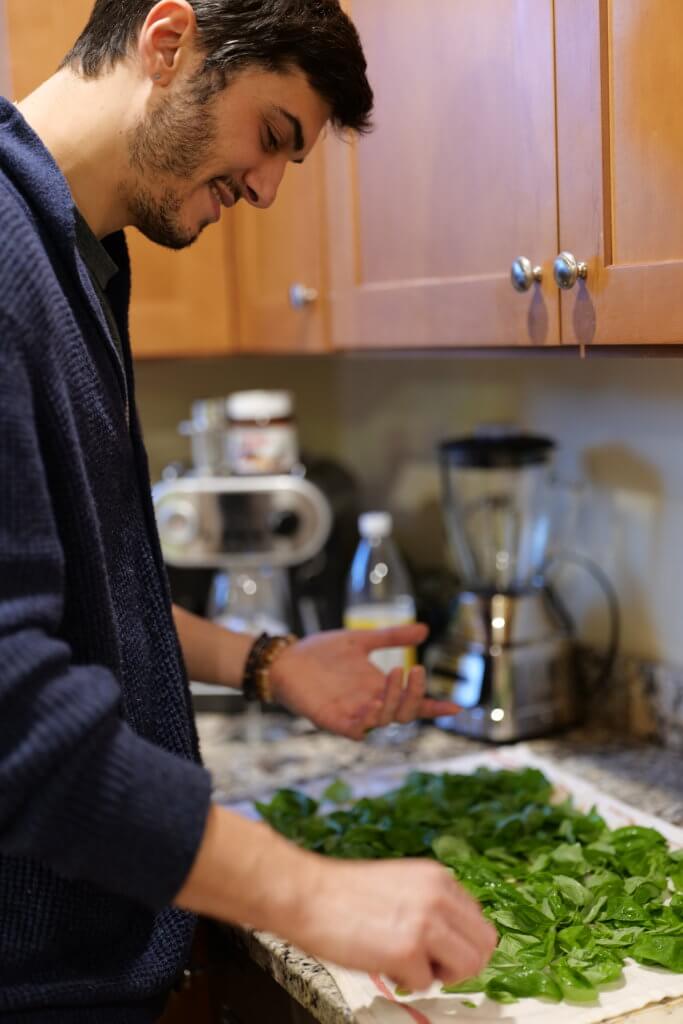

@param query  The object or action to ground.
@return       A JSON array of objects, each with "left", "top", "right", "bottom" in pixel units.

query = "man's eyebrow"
[{"left": 274, "top": 106, "right": 305, "bottom": 155}]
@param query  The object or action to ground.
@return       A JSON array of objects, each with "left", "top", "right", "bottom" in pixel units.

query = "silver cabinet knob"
[
  {"left": 289, "top": 283, "right": 318, "bottom": 309},
  {"left": 510, "top": 257, "right": 543, "bottom": 293},
  {"left": 553, "top": 252, "right": 588, "bottom": 290}
]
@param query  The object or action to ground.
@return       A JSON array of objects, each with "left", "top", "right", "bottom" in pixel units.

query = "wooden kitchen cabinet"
[
  {"left": 326, "top": 0, "right": 683, "bottom": 350},
  {"left": 4, "top": 0, "right": 238, "bottom": 359},
  {"left": 556, "top": 0, "right": 683, "bottom": 346},
  {"left": 9, "top": 1, "right": 683, "bottom": 354},
  {"left": 323, "top": 0, "right": 562, "bottom": 349}
]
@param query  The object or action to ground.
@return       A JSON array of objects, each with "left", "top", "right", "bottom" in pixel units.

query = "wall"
[
  {"left": 135, "top": 351, "right": 683, "bottom": 668},
  {"left": 134, "top": 356, "right": 343, "bottom": 478}
]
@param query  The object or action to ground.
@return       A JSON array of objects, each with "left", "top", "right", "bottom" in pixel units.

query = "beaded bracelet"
[{"left": 242, "top": 632, "right": 297, "bottom": 704}]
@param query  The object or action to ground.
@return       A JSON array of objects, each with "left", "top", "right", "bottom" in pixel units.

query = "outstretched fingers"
[
  {"left": 377, "top": 667, "right": 405, "bottom": 726},
  {"left": 418, "top": 697, "right": 463, "bottom": 719},
  {"left": 394, "top": 664, "right": 427, "bottom": 723},
  {"left": 358, "top": 623, "right": 429, "bottom": 653}
]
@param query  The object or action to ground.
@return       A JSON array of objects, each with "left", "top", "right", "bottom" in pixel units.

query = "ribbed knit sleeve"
[{"left": 0, "top": 327, "right": 213, "bottom": 911}]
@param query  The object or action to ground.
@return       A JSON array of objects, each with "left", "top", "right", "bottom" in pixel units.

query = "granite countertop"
[{"left": 196, "top": 712, "right": 683, "bottom": 1023}]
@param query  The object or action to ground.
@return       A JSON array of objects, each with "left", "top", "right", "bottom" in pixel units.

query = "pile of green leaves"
[{"left": 255, "top": 766, "right": 683, "bottom": 1005}]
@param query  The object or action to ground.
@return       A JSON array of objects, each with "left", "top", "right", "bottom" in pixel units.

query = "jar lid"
[
  {"left": 226, "top": 390, "right": 294, "bottom": 422},
  {"left": 358, "top": 511, "right": 393, "bottom": 538}
]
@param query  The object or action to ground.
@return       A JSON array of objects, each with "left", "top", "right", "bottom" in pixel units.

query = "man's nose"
[{"left": 243, "top": 156, "right": 288, "bottom": 209}]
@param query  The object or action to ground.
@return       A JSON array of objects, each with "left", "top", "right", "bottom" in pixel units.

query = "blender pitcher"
[
  {"left": 439, "top": 434, "right": 556, "bottom": 593},
  {"left": 425, "top": 433, "right": 583, "bottom": 742}
]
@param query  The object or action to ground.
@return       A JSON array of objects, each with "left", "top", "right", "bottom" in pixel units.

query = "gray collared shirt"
[{"left": 74, "top": 207, "right": 129, "bottom": 424}]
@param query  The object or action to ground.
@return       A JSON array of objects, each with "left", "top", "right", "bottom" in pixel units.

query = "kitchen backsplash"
[{"left": 581, "top": 648, "right": 683, "bottom": 751}]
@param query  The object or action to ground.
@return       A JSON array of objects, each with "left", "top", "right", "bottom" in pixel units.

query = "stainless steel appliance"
[
  {"left": 153, "top": 472, "right": 334, "bottom": 641},
  {"left": 154, "top": 397, "right": 360, "bottom": 638},
  {"left": 153, "top": 473, "right": 332, "bottom": 573},
  {"left": 425, "top": 433, "right": 617, "bottom": 742}
]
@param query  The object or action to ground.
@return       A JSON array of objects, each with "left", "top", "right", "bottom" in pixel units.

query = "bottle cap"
[
  {"left": 226, "top": 390, "right": 293, "bottom": 422},
  {"left": 358, "top": 511, "right": 393, "bottom": 538}
]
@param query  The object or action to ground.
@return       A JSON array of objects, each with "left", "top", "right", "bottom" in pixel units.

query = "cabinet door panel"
[
  {"left": 5, "top": 0, "right": 236, "bottom": 359},
  {"left": 126, "top": 228, "right": 236, "bottom": 359},
  {"left": 557, "top": 0, "right": 683, "bottom": 346},
  {"left": 232, "top": 145, "right": 329, "bottom": 353},
  {"left": 0, "top": 2, "right": 11, "bottom": 98},
  {"left": 326, "top": 0, "right": 560, "bottom": 349},
  {"left": 5, "top": 1, "right": 89, "bottom": 98}
]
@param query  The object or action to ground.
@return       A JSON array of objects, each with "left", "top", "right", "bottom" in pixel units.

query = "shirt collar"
[{"left": 73, "top": 206, "right": 119, "bottom": 292}]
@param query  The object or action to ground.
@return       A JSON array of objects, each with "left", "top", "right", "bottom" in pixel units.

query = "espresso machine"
[
  {"left": 425, "top": 434, "right": 587, "bottom": 742},
  {"left": 153, "top": 395, "right": 360, "bottom": 639}
]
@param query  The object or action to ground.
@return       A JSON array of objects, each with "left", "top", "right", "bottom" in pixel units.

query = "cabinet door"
[
  {"left": 325, "top": 0, "right": 560, "bottom": 350},
  {"left": 0, "top": 2, "right": 14, "bottom": 97},
  {"left": 5, "top": 0, "right": 237, "bottom": 359},
  {"left": 557, "top": 1, "right": 683, "bottom": 346},
  {"left": 126, "top": 229, "right": 236, "bottom": 359},
  {"left": 232, "top": 144, "right": 329, "bottom": 353}
]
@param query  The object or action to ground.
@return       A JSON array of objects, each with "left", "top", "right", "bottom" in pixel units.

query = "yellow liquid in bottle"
[{"left": 344, "top": 602, "right": 416, "bottom": 673}]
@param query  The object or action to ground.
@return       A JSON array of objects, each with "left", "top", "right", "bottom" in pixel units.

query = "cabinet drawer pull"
[
  {"left": 289, "top": 284, "right": 318, "bottom": 309},
  {"left": 510, "top": 257, "right": 543, "bottom": 293},
  {"left": 553, "top": 252, "right": 588, "bottom": 290}
]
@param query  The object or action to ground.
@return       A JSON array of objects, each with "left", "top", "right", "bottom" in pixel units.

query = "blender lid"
[{"left": 439, "top": 434, "right": 555, "bottom": 468}]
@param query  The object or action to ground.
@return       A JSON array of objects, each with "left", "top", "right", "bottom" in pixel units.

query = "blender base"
[{"left": 425, "top": 589, "right": 580, "bottom": 743}]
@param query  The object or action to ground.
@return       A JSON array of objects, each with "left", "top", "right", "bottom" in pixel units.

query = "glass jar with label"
[{"left": 225, "top": 390, "right": 299, "bottom": 475}]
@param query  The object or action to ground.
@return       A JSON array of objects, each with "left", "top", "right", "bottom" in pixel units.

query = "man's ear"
[{"left": 138, "top": 0, "right": 197, "bottom": 86}]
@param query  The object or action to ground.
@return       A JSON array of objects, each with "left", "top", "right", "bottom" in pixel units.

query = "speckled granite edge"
[
  {"left": 219, "top": 731, "right": 683, "bottom": 1024},
  {"left": 224, "top": 927, "right": 355, "bottom": 1024}
]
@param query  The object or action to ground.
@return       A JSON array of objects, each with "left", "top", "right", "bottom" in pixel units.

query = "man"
[{"left": 0, "top": 1, "right": 497, "bottom": 1019}]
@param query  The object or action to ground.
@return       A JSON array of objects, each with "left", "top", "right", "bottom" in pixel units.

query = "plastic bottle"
[{"left": 343, "top": 511, "right": 419, "bottom": 744}]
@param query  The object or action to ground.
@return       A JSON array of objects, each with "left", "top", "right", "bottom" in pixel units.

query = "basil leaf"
[
  {"left": 485, "top": 967, "right": 562, "bottom": 1002},
  {"left": 631, "top": 935, "right": 683, "bottom": 972},
  {"left": 322, "top": 779, "right": 352, "bottom": 804},
  {"left": 552, "top": 962, "right": 599, "bottom": 1003},
  {"left": 555, "top": 874, "right": 589, "bottom": 907},
  {"left": 433, "top": 834, "right": 474, "bottom": 864}
]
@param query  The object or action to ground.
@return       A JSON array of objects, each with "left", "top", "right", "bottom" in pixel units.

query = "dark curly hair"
[{"left": 62, "top": 0, "right": 373, "bottom": 135}]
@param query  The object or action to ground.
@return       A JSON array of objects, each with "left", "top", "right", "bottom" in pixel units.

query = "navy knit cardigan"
[{"left": 0, "top": 98, "right": 213, "bottom": 1021}]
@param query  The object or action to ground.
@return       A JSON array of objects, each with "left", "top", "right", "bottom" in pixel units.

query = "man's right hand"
[
  {"left": 175, "top": 805, "right": 497, "bottom": 992},
  {"left": 284, "top": 855, "right": 498, "bottom": 992}
]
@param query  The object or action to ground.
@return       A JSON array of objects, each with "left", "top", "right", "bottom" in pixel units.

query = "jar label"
[{"left": 225, "top": 425, "right": 298, "bottom": 474}]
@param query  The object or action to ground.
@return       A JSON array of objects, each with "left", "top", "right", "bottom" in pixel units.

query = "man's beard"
[
  {"left": 124, "top": 79, "right": 219, "bottom": 250},
  {"left": 127, "top": 184, "right": 197, "bottom": 250}
]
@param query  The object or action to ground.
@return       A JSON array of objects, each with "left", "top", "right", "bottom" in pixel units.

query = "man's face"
[{"left": 124, "top": 67, "right": 331, "bottom": 249}]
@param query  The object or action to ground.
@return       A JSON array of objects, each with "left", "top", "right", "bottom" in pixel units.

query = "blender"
[{"left": 425, "top": 433, "right": 580, "bottom": 742}]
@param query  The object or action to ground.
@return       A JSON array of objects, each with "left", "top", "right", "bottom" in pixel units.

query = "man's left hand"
[{"left": 268, "top": 626, "right": 461, "bottom": 740}]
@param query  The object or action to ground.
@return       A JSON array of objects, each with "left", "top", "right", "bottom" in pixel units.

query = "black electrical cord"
[{"left": 541, "top": 551, "right": 621, "bottom": 693}]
